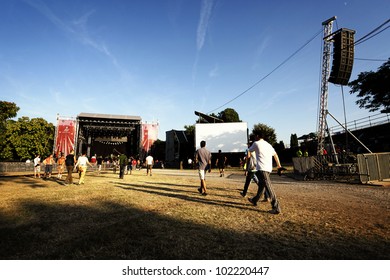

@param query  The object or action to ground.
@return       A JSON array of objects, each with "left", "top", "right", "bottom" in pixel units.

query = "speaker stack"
[{"left": 329, "top": 28, "right": 355, "bottom": 85}]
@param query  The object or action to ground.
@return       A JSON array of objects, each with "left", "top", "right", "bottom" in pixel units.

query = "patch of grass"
[{"left": 0, "top": 169, "right": 389, "bottom": 259}]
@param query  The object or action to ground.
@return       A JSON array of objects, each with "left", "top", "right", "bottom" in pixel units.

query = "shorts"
[{"left": 198, "top": 169, "right": 206, "bottom": 180}]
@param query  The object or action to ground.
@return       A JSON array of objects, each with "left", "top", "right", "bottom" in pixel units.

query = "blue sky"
[{"left": 1, "top": 0, "right": 389, "bottom": 145}]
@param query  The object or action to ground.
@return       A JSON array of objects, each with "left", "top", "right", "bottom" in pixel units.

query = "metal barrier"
[
  {"left": 293, "top": 153, "right": 389, "bottom": 183},
  {"left": 0, "top": 162, "right": 36, "bottom": 173},
  {"left": 292, "top": 154, "right": 359, "bottom": 181},
  {"left": 357, "top": 153, "right": 390, "bottom": 183},
  {"left": 0, "top": 162, "right": 117, "bottom": 175}
]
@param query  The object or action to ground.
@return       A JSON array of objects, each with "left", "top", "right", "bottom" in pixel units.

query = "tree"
[
  {"left": 251, "top": 123, "right": 277, "bottom": 146},
  {"left": 1, "top": 117, "right": 55, "bottom": 161},
  {"left": 290, "top": 134, "right": 298, "bottom": 148},
  {"left": 348, "top": 58, "right": 390, "bottom": 113},
  {"left": 0, "top": 101, "right": 20, "bottom": 159},
  {"left": 0, "top": 101, "right": 19, "bottom": 123},
  {"left": 217, "top": 108, "right": 241, "bottom": 122},
  {"left": 0, "top": 101, "right": 19, "bottom": 141},
  {"left": 184, "top": 124, "right": 195, "bottom": 158},
  {"left": 150, "top": 139, "right": 166, "bottom": 162}
]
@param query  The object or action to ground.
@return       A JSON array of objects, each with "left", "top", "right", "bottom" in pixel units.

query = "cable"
[
  {"left": 206, "top": 18, "right": 389, "bottom": 115},
  {"left": 206, "top": 28, "right": 323, "bottom": 114},
  {"left": 354, "top": 19, "right": 390, "bottom": 46},
  {"left": 355, "top": 58, "right": 388, "bottom": 62}
]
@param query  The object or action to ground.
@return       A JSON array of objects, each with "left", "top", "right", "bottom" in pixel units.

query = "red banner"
[
  {"left": 141, "top": 123, "right": 159, "bottom": 152},
  {"left": 55, "top": 118, "right": 76, "bottom": 156}
]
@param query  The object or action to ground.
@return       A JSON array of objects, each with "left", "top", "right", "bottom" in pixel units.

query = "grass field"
[{"left": 0, "top": 168, "right": 389, "bottom": 260}]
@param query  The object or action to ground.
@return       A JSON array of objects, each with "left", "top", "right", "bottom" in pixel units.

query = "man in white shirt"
[
  {"left": 74, "top": 152, "right": 93, "bottom": 185},
  {"left": 247, "top": 132, "right": 283, "bottom": 214},
  {"left": 145, "top": 154, "right": 154, "bottom": 176},
  {"left": 34, "top": 155, "right": 41, "bottom": 178}
]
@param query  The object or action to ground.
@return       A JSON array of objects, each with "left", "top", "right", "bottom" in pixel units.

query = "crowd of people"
[
  {"left": 32, "top": 151, "right": 157, "bottom": 185},
  {"left": 32, "top": 133, "right": 286, "bottom": 215}
]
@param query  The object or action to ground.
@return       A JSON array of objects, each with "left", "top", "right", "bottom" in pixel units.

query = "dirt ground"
[{"left": 0, "top": 168, "right": 389, "bottom": 259}]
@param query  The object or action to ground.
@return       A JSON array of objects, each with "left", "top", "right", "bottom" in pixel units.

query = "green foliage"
[
  {"left": 348, "top": 58, "right": 390, "bottom": 113},
  {"left": 290, "top": 133, "right": 298, "bottom": 148},
  {"left": 217, "top": 108, "right": 241, "bottom": 122},
  {"left": 184, "top": 125, "right": 195, "bottom": 136},
  {"left": 0, "top": 117, "right": 55, "bottom": 161},
  {"left": 150, "top": 139, "right": 165, "bottom": 161},
  {"left": 0, "top": 101, "right": 19, "bottom": 122},
  {"left": 0, "top": 101, "right": 20, "bottom": 147},
  {"left": 251, "top": 123, "right": 277, "bottom": 146}
]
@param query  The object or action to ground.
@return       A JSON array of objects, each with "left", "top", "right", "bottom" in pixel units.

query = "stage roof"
[
  {"left": 77, "top": 112, "right": 141, "bottom": 121},
  {"left": 77, "top": 112, "right": 141, "bottom": 138}
]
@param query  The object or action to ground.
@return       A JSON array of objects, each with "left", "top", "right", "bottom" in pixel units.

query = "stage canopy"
[{"left": 76, "top": 113, "right": 142, "bottom": 157}]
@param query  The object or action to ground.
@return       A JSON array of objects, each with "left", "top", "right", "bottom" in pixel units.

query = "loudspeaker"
[{"left": 329, "top": 28, "right": 355, "bottom": 85}]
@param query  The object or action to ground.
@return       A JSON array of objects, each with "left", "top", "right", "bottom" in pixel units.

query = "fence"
[
  {"left": 357, "top": 153, "right": 390, "bottom": 184},
  {"left": 292, "top": 152, "right": 390, "bottom": 183},
  {"left": 0, "top": 162, "right": 117, "bottom": 175}
]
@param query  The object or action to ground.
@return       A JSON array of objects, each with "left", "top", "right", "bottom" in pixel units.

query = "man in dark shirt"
[
  {"left": 64, "top": 150, "right": 75, "bottom": 185},
  {"left": 118, "top": 153, "right": 128, "bottom": 179}
]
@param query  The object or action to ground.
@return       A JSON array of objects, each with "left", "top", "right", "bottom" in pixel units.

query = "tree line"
[{"left": 0, "top": 101, "right": 54, "bottom": 161}]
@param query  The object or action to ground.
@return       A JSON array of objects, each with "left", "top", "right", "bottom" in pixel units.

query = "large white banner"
[{"left": 195, "top": 122, "right": 248, "bottom": 153}]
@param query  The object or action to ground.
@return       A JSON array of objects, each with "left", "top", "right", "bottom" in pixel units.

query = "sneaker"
[
  {"left": 248, "top": 198, "right": 257, "bottom": 206},
  {"left": 240, "top": 192, "right": 246, "bottom": 197},
  {"left": 202, "top": 192, "right": 207, "bottom": 196},
  {"left": 269, "top": 209, "right": 281, "bottom": 215},
  {"left": 197, "top": 187, "right": 202, "bottom": 194}
]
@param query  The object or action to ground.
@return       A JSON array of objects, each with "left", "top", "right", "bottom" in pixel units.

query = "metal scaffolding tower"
[{"left": 317, "top": 16, "right": 336, "bottom": 155}]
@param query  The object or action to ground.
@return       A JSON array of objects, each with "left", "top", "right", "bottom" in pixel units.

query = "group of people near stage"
[
  {"left": 33, "top": 132, "right": 285, "bottom": 214},
  {"left": 33, "top": 151, "right": 155, "bottom": 185},
  {"left": 33, "top": 150, "right": 91, "bottom": 185},
  {"left": 195, "top": 131, "right": 285, "bottom": 215}
]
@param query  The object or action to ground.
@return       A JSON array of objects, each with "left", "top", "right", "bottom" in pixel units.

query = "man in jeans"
[
  {"left": 64, "top": 150, "right": 76, "bottom": 185},
  {"left": 195, "top": 140, "right": 212, "bottom": 196},
  {"left": 118, "top": 153, "right": 128, "bottom": 179},
  {"left": 247, "top": 132, "right": 283, "bottom": 214}
]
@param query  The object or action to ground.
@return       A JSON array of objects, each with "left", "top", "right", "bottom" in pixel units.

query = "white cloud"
[
  {"left": 196, "top": 0, "right": 214, "bottom": 51},
  {"left": 24, "top": 0, "right": 131, "bottom": 80}
]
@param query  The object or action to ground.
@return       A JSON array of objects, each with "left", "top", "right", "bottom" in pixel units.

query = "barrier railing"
[
  {"left": 0, "top": 162, "right": 117, "bottom": 175},
  {"left": 329, "top": 113, "right": 390, "bottom": 135},
  {"left": 357, "top": 153, "right": 390, "bottom": 183},
  {"left": 293, "top": 153, "right": 389, "bottom": 183}
]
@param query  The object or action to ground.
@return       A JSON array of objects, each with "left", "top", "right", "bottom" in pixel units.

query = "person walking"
[
  {"left": 33, "top": 154, "right": 41, "bottom": 178},
  {"left": 195, "top": 140, "right": 212, "bottom": 196},
  {"left": 145, "top": 154, "right": 154, "bottom": 176},
  {"left": 96, "top": 155, "right": 103, "bottom": 175},
  {"left": 64, "top": 150, "right": 76, "bottom": 185},
  {"left": 74, "top": 152, "right": 93, "bottom": 185},
  {"left": 247, "top": 132, "right": 283, "bottom": 214},
  {"left": 56, "top": 152, "right": 65, "bottom": 179},
  {"left": 131, "top": 157, "right": 137, "bottom": 173},
  {"left": 43, "top": 154, "right": 54, "bottom": 179},
  {"left": 215, "top": 150, "right": 227, "bottom": 177},
  {"left": 241, "top": 142, "right": 257, "bottom": 196},
  {"left": 240, "top": 142, "right": 271, "bottom": 200},
  {"left": 118, "top": 153, "right": 128, "bottom": 179}
]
